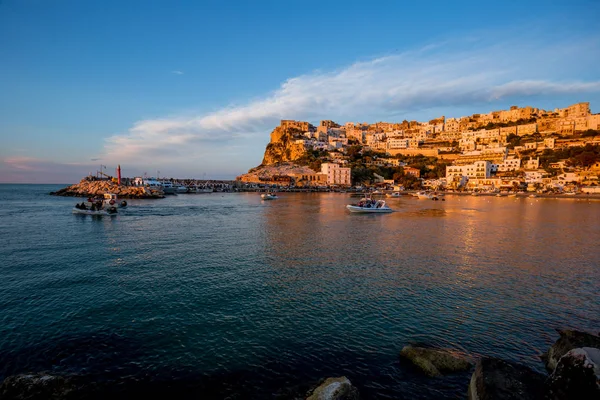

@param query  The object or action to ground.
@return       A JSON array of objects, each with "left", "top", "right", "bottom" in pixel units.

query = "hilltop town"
[{"left": 237, "top": 102, "right": 600, "bottom": 193}]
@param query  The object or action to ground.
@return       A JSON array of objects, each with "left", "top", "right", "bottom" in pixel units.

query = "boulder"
[
  {"left": 399, "top": 345, "right": 472, "bottom": 377},
  {"left": 306, "top": 377, "right": 359, "bottom": 400},
  {"left": 543, "top": 329, "right": 600, "bottom": 371},
  {"left": 0, "top": 373, "right": 75, "bottom": 400},
  {"left": 546, "top": 347, "right": 600, "bottom": 400},
  {"left": 467, "top": 358, "right": 545, "bottom": 400}
]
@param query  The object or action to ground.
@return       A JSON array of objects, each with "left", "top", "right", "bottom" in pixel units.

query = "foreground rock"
[
  {"left": 546, "top": 347, "right": 600, "bottom": 400},
  {"left": 0, "top": 373, "right": 75, "bottom": 400},
  {"left": 306, "top": 377, "right": 359, "bottom": 400},
  {"left": 399, "top": 345, "right": 472, "bottom": 377},
  {"left": 467, "top": 358, "right": 545, "bottom": 400},
  {"left": 50, "top": 178, "right": 164, "bottom": 199},
  {"left": 543, "top": 329, "right": 600, "bottom": 371}
]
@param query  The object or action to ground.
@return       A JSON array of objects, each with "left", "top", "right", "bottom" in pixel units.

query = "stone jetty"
[{"left": 50, "top": 178, "right": 164, "bottom": 199}]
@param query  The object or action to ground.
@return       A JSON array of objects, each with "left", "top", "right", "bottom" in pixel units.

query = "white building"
[
  {"left": 388, "top": 138, "right": 410, "bottom": 149},
  {"left": 496, "top": 157, "right": 521, "bottom": 172},
  {"left": 446, "top": 161, "right": 493, "bottom": 181},
  {"left": 321, "top": 163, "right": 351, "bottom": 186}
]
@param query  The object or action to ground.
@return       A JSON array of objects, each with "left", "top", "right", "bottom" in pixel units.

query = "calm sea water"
[{"left": 0, "top": 184, "right": 599, "bottom": 399}]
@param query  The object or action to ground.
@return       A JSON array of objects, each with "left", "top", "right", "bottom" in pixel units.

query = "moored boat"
[{"left": 386, "top": 192, "right": 402, "bottom": 198}]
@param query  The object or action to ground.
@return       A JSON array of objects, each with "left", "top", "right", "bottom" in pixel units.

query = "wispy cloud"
[
  {"left": 0, "top": 157, "right": 93, "bottom": 183},
  {"left": 101, "top": 36, "right": 600, "bottom": 167},
  {"left": 171, "top": 70, "right": 184, "bottom": 75}
]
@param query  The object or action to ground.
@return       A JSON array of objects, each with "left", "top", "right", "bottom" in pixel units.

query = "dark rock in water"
[
  {"left": 467, "top": 358, "right": 545, "bottom": 400},
  {"left": 546, "top": 347, "right": 600, "bottom": 400},
  {"left": 305, "top": 376, "right": 359, "bottom": 400},
  {"left": 543, "top": 329, "right": 600, "bottom": 371},
  {"left": 399, "top": 345, "right": 472, "bottom": 377},
  {"left": 0, "top": 373, "right": 75, "bottom": 400}
]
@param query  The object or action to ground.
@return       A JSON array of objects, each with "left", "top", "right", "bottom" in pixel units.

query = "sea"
[{"left": 0, "top": 184, "right": 599, "bottom": 399}]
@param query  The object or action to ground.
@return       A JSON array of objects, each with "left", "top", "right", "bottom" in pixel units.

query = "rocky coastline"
[
  {"left": 1, "top": 329, "right": 598, "bottom": 399},
  {"left": 50, "top": 179, "right": 164, "bottom": 199}
]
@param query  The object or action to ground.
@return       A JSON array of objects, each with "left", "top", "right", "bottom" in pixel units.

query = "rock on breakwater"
[{"left": 50, "top": 179, "right": 164, "bottom": 199}]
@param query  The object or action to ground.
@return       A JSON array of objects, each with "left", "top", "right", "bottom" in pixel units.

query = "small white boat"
[
  {"left": 507, "top": 194, "right": 517, "bottom": 198},
  {"left": 346, "top": 199, "right": 393, "bottom": 213},
  {"left": 261, "top": 193, "right": 278, "bottom": 200},
  {"left": 529, "top": 194, "right": 537, "bottom": 198},
  {"left": 416, "top": 191, "right": 433, "bottom": 199},
  {"left": 103, "top": 193, "right": 127, "bottom": 207},
  {"left": 72, "top": 208, "right": 117, "bottom": 216},
  {"left": 386, "top": 192, "right": 402, "bottom": 198}
]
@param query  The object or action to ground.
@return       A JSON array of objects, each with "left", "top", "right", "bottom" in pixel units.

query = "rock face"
[
  {"left": 262, "top": 125, "right": 308, "bottom": 165},
  {"left": 467, "top": 358, "right": 545, "bottom": 400},
  {"left": 543, "top": 329, "right": 600, "bottom": 371},
  {"left": 50, "top": 178, "right": 164, "bottom": 199},
  {"left": 399, "top": 345, "right": 472, "bottom": 377},
  {"left": 546, "top": 347, "right": 600, "bottom": 400},
  {"left": 306, "top": 377, "right": 359, "bottom": 400},
  {"left": 236, "top": 162, "right": 318, "bottom": 184},
  {"left": 0, "top": 373, "right": 75, "bottom": 400}
]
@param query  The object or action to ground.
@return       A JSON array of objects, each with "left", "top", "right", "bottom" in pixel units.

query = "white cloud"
[
  {"left": 171, "top": 70, "right": 184, "bottom": 75},
  {"left": 101, "top": 37, "right": 600, "bottom": 170}
]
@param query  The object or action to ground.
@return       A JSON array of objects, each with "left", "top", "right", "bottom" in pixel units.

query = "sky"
[{"left": 1, "top": 0, "right": 600, "bottom": 183}]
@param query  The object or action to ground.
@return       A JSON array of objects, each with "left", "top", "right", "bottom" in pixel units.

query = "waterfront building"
[
  {"left": 446, "top": 160, "right": 493, "bottom": 181},
  {"left": 321, "top": 163, "right": 351, "bottom": 186}
]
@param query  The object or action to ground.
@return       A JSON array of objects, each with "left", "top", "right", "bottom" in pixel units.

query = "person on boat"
[
  {"left": 80, "top": 202, "right": 87, "bottom": 210},
  {"left": 90, "top": 203, "right": 96, "bottom": 211}
]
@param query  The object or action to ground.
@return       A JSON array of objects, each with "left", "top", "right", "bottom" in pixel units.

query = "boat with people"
[
  {"left": 261, "top": 193, "right": 278, "bottom": 200},
  {"left": 72, "top": 200, "right": 118, "bottom": 216},
  {"left": 346, "top": 198, "right": 393, "bottom": 213},
  {"left": 103, "top": 193, "right": 127, "bottom": 208}
]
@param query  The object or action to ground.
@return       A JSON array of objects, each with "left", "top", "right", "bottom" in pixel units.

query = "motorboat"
[
  {"left": 386, "top": 192, "right": 402, "bottom": 198},
  {"left": 103, "top": 193, "right": 127, "bottom": 208},
  {"left": 261, "top": 193, "right": 278, "bottom": 200},
  {"left": 176, "top": 185, "right": 188, "bottom": 194},
  {"left": 346, "top": 199, "right": 393, "bottom": 213},
  {"left": 416, "top": 191, "right": 433, "bottom": 199},
  {"left": 72, "top": 207, "right": 117, "bottom": 216},
  {"left": 73, "top": 201, "right": 118, "bottom": 216}
]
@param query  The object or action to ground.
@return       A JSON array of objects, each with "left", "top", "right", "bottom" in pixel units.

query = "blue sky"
[{"left": 1, "top": 0, "right": 600, "bottom": 183}]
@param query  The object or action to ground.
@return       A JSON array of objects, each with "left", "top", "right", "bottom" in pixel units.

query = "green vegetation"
[
  {"left": 295, "top": 149, "right": 329, "bottom": 172},
  {"left": 539, "top": 144, "right": 600, "bottom": 171}
]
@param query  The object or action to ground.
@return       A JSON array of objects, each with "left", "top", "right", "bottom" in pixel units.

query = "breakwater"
[{"left": 50, "top": 179, "right": 164, "bottom": 199}]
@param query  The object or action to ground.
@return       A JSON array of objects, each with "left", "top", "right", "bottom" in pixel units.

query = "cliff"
[
  {"left": 261, "top": 125, "right": 308, "bottom": 165},
  {"left": 236, "top": 162, "right": 317, "bottom": 183},
  {"left": 50, "top": 179, "right": 164, "bottom": 198}
]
